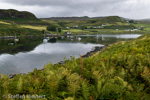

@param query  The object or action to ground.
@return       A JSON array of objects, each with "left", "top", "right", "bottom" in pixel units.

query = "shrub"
[{"left": 47, "top": 25, "right": 57, "bottom": 32}]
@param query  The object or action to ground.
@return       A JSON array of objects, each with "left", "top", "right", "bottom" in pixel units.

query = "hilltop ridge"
[{"left": 0, "top": 9, "right": 37, "bottom": 19}]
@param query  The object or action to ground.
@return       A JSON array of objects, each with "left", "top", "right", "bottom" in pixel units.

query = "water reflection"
[
  {"left": 0, "top": 43, "right": 103, "bottom": 75},
  {"left": 0, "top": 34, "right": 141, "bottom": 75}
]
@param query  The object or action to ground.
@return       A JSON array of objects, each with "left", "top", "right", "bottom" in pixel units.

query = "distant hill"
[
  {"left": 0, "top": 9, "right": 51, "bottom": 25},
  {"left": 42, "top": 16, "right": 124, "bottom": 24},
  {"left": 94, "top": 16, "right": 124, "bottom": 23},
  {"left": 0, "top": 9, "right": 37, "bottom": 19},
  {"left": 136, "top": 18, "right": 150, "bottom": 24},
  {"left": 42, "top": 16, "right": 90, "bottom": 21}
]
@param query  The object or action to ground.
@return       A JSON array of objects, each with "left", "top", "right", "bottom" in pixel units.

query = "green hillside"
[
  {"left": 0, "top": 9, "right": 148, "bottom": 36},
  {"left": 0, "top": 9, "right": 50, "bottom": 25},
  {"left": 0, "top": 9, "right": 37, "bottom": 19},
  {"left": 42, "top": 16, "right": 145, "bottom": 35},
  {"left": 1, "top": 34, "right": 150, "bottom": 99},
  {"left": 0, "top": 21, "right": 42, "bottom": 36},
  {"left": 0, "top": 9, "right": 50, "bottom": 36},
  {"left": 44, "top": 16, "right": 127, "bottom": 27}
]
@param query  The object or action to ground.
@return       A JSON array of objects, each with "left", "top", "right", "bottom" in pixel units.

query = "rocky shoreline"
[
  {"left": 8, "top": 45, "right": 106, "bottom": 79},
  {"left": 58, "top": 46, "right": 105, "bottom": 64},
  {"left": 81, "top": 46, "right": 105, "bottom": 58}
]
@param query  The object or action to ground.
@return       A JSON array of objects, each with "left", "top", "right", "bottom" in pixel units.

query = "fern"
[
  {"left": 81, "top": 81, "right": 89, "bottom": 100},
  {"left": 64, "top": 97, "right": 74, "bottom": 100},
  {"left": 17, "top": 76, "right": 23, "bottom": 91},
  {"left": 67, "top": 73, "right": 81, "bottom": 97}
]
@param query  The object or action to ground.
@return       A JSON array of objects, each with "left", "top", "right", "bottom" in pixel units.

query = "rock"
[
  {"left": 9, "top": 74, "right": 16, "bottom": 79},
  {"left": 82, "top": 46, "right": 105, "bottom": 58},
  {"left": 59, "top": 61, "right": 65, "bottom": 65}
]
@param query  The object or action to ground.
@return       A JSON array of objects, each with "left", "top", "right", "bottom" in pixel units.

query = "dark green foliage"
[
  {"left": 42, "top": 30, "right": 45, "bottom": 34},
  {"left": 90, "top": 20, "right": 97, "bottom": 23},
  {"left": 129, "top": 20, "right": 134, "bottom": 23},
  {"left": 104, "top": 25, "right": 136, "bottom": 29},
  {"left": 58, "top": 28, "right": 62, "bottom": 33},
  {"left": 0, "top": 9, "right": 37, "bottom": 19},
  {"left": 80, "top": 26, "right": 87, "bottom": 30},
  {"left": 58, "top": 22, "right": 66, "bottom": 27},
  {"left": 47, "top": 25, "right": 57, "bottom": 32}
]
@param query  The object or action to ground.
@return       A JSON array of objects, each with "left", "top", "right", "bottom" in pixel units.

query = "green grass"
[
  {"left": 0, "top": 16, "right": 149, "bottom": 37},
  {"left": 41, "top": 16, "right": 149, "bottom": 35},
  {"left": 61, "top": 28, "right": 146, "bottom": 34},
  {"left": 20, "top": 25, "right": 47, "bottom": 31},
  {"left": 0, "top": 21, "right": 11, "bottom": 25},
  {"left": 1, "top": 34, "right": 150, "bottom": 99},
  {"left": 0, "top": 20, "right": 44, "bottom": 36},
  {"left": 62, "top": 29, "right": 89, "bottom": 34}
]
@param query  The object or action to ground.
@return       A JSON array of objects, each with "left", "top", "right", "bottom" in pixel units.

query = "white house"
[
  {"left": 125, "top": 29, "right": 130, "bottom": 31},
  {"left": 102, "top": 24, "right": 107, "bottom": 27},
  {"left": 132, "top": 29, "right": 139, "bottom": 31},
  {"left": 93, "top": 26, "right": 97, "bottom": 29},
  {"left": 66, "top": 27, "right": 70, "bottom": 29},
  {"left": 65, "top": 31, "right": 71, "bottom": 35},
  {"left": 73, "top": 25, "right": 78, "bottom": 28},
  {"left": 99, "top": 26, "right": 102, "bottom": 28}
]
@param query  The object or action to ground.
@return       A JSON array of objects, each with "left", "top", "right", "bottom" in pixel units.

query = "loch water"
[{"left": 0, "top": 34, "right": 141, "bottom": 75}]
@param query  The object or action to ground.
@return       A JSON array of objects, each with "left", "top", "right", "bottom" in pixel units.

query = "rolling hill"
[{"left": 0, "top": 9, "right": 37, "bottom": 19}]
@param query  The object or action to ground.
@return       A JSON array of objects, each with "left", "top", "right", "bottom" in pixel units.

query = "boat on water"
[
  {"left": 43, "top": 30, "right": 48, "bottom": 43},
  {"left": 14, "top": 34, "right": 19, "bottom": 42},
  {"left": 43, "top": 38, "right": 48, "bottom": 43},
  {"left": 78, "top": 37, "right": 81, "bottom": 41},
  {"left": 96, "top": 34, "right": 99, "bottom": 38}
]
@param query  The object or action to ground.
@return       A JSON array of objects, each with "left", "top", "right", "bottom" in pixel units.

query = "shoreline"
[{"left": 8, "top": 45, "right": 106, "bottom": 79}]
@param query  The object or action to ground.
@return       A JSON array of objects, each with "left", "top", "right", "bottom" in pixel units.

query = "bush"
[
  {"left": 58, "top": 28, "right": 62, "bottom": 33},
  {"left": 47, "top": 25, "right": 57, "bottom": 32}
]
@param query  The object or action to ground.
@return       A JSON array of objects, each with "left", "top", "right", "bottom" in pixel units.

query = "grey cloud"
[
  {"left": 0, "top": 0, "right": 150, "bottom": 19},
  {"left": 0, "top": 0, "right": 127, "bottom": 7}
]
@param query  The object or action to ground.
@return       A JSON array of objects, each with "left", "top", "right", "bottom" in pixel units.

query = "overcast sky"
[{"left": 0, "top": 0, "right": 150, "bottom": 19}]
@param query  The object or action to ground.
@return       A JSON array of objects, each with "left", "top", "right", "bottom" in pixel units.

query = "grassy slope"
[
  {"left": 0, "top": 9, "right": 37, "bottom": 19},
  {"left": 0, "top": 20, "right": 44, "bottom": 36},
  {"left": 0, "top": 16, "right": 148, "bottom": 35},
  {"left": 0, "top": 9, "right": 50, "bottom": 36},
  {"left": 42, "top": 16, "right": 148, "bottom": 34},
  {"left": 0, "top": 34, "right": 150, "bottom": 99}
]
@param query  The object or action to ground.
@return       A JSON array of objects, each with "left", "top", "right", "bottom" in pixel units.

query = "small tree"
[
  {"left": 42, "top": 30, "right": 45, "bottom": 34},
  {"left": 81, "top": 26, "right": 87, "bottom": 30},
  {"left": 47, "top": 25, "right": 57, "bottom": 32},
  {"left": 129, "top": 20, "right": 134, "bottom": 23},
  {"left": 58, "top": 28, "right": 62, "bottom": 33}
]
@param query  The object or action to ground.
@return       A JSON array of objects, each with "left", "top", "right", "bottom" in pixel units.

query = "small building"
[
  {"left": 66, "top": 27, "right": 70, "bottom": 29},
  {"left": 102, "top": 24, "right": 107, "bottom": 27},
  {"left": 132, "top": 29, "right": 139, "bottom": 31},
  {"left": 73, "top": 25, "right": 78, "bottom": 28},
  {"left": 99, "top": 26, "right": 102, "bottom": 28},
  {"left": 93, "top": 26, "right": 97, "bottom": 29},
  {"left": 65, "top": 31, "right": 71, "bottom": 35},
  {"left": 125, "top": 29, "right": 130, "bottom": 31}
]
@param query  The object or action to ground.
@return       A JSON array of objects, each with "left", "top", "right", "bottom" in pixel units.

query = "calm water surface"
[{"left": 0, "top": 34, "right": 141, "bottom": 75}]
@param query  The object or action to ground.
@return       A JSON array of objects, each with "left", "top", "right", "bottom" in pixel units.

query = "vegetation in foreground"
[{"left": 0, "top": 34, "right": 150, "bottom": 100}]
